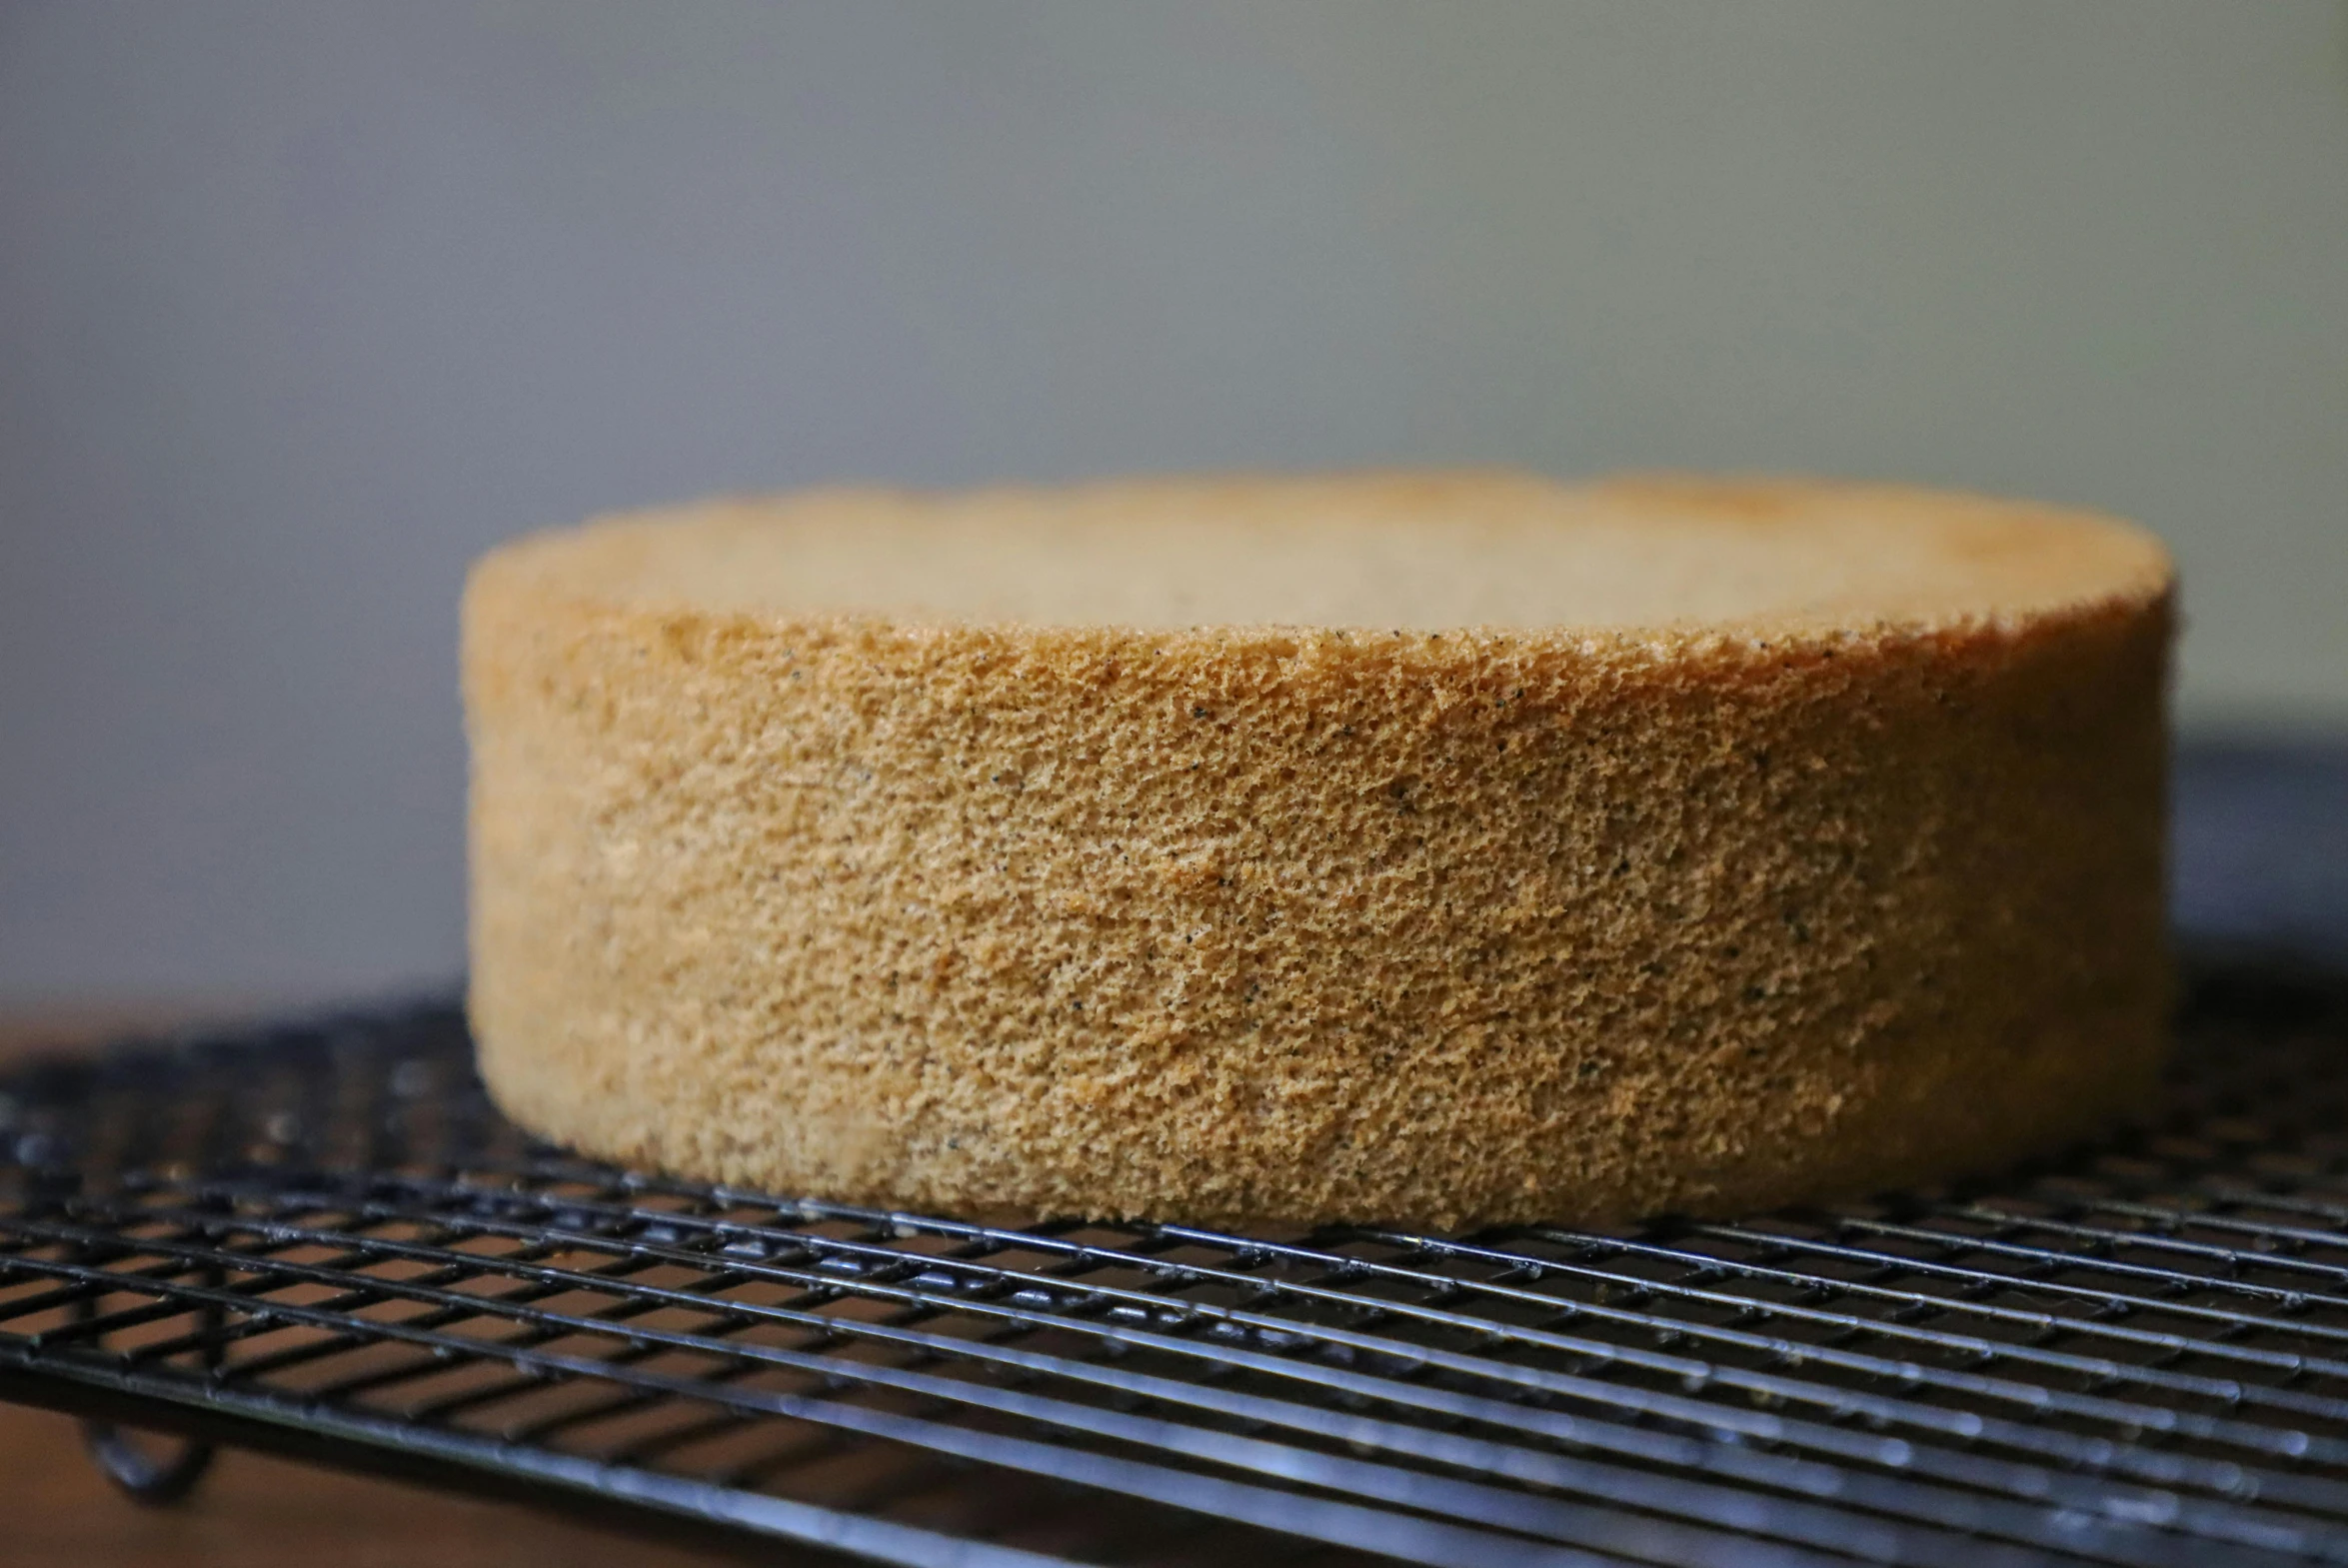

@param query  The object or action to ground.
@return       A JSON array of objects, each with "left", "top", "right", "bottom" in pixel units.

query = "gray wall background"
[{"left": 4, "top": 2, "right": 2346, "bottom": 1005}]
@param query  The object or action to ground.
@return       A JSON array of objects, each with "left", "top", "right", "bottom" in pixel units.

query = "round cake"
[{"left": 463, "top": 472, "right": 2174, "bottom": 1229}]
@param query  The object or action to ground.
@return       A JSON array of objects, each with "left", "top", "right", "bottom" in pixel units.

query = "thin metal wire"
[
  {"left": 3, "top": 960, "right": 2348, "bottom": 1566},
  {"left": 0, "top": 1199, "right": 2136, "bottom": 1566}
]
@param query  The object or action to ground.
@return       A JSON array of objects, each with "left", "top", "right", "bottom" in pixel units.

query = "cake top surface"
[{"left": 485, "top": 471, "right": 2172, "bottom": 638}]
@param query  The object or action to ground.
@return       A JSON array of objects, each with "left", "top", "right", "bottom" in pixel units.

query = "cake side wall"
[{"left": 464, "top": 576, "right": 2171, "bottom": 1227}]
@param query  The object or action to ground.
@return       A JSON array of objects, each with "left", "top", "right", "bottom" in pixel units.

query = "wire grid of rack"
[{"left": 3, "top": 961, "right": 2348, "bottom": 1566}]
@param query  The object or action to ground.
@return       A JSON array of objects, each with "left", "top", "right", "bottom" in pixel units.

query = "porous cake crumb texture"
[{"left": 464, "top": 473, "right": 2173, "bottom": 1228}]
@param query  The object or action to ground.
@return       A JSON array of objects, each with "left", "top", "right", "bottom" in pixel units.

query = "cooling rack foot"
[{"left": 80, "top": 1420, "right": 215, "bottom": 1505}]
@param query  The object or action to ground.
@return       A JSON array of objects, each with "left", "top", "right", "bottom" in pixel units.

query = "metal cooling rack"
[{"left": 7, "top": 963, "right": 2348, "bottom": 1566}]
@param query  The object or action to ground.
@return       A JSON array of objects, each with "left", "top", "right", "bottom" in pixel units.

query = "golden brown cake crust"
[{"left": 464, "top": 473, "right": 2174, "bottom": 1229}]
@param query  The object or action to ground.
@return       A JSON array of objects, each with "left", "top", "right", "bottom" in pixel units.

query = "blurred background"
[{"left": 4, "top": 2, "right": 2345, "bottom": 1008}]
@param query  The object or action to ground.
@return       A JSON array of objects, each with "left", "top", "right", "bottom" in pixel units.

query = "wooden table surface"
[{"left": 0, "top": 1007, "right": 746, "bottom": 1568}]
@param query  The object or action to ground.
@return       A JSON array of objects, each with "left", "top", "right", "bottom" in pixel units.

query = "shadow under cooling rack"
[{"left": 6, "top": 959, "right": 2348, "bottom": 1566}]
